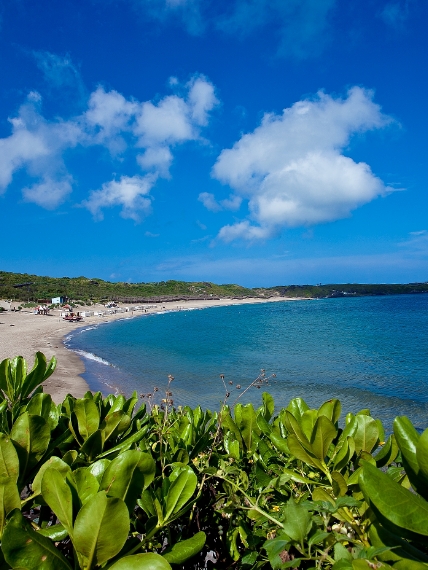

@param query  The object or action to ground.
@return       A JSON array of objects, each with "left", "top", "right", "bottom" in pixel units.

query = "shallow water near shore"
[{"left": 66, "top": 295, "right": 428, "bottom": 431}]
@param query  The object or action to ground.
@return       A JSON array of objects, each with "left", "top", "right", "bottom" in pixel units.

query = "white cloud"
[
  {"left": 133, "top": 77, "right": 217, "bottom": 148},
  {"left": 0, "top": 72, "right": 218, "bottom": 218},
  {"left": 211, "top": 87, "right": 393, "bottom": 241},
  {"left": 0, "top": 95, "right": 82, "bottom": 207},
  {"left": 198, "top": 191, "right": 242, "bottom": 212},
  {"left": 137, "top": 147, "right": 173, "bottom": 176},
  {"left": 82, "top": 175, "right": 155, "bottom": 221},
  {"left": 135, "top": 96, "right": 193, "bottom": 145},
  {"left": 84, "top": 87, "right": 138, "bottom": 153},
  {"left": 198, "top": 192, "right": 222, "bottom": 212},
  {"left": 218, "top": 221, "right": 271, "bottom": 242},
  {"left": 187, "top": 76, "right": 219, "bottom": 125},
  {"left": 22, "top": 176, "right": 73, "bottom": 209}
]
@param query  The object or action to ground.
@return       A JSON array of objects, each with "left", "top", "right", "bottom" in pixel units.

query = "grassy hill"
[
  {"left": 1, "top": 270, "right": 427, "bottom": 304},
  {"left": 0, "top": 271, "right": 257, "bottom": 303}
]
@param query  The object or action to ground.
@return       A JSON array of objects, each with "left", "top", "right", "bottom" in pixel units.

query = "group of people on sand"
[{"left": 34, "top": 306, "right": 50, "bottom": 315}]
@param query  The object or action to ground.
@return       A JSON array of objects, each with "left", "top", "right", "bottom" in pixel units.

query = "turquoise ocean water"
[{"left": 65, "top": 295, "right": 428, "bottom": 431}]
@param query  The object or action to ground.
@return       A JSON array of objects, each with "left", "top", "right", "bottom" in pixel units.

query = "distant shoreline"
[{"left": 0, "top": 296, "right": 309, "bottom": 402}]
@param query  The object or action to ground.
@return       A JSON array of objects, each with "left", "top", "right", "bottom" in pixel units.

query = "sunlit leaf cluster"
[{"left": 1, "top": 353, "right": 428, "bottom": 569}]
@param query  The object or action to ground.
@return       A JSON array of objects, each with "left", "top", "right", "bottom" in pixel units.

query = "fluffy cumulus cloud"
[
  {"left": 0, "top": 94, "right": 83, "bottom": 204},
  {"left": 210, "top": 87, "right": 393, "bottom": 241},
  {"left": 82, "top": 175, "right": 155, "bottom": 221},
  {"left": 0, "top": 73, "right": 218, "bottom": 217}
]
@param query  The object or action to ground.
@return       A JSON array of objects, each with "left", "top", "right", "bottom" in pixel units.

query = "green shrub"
[{"left": 0, "top": 353, "right": 427, "bottom": 569}]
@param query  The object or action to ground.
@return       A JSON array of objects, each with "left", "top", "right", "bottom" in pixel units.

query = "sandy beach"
[{"left": 0, "top": 296, "right": 307, "bottom": 402}]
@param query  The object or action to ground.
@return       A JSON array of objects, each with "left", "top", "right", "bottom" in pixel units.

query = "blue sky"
[{"left": 0, "top": 0, "right": 427, "bottom": 286}]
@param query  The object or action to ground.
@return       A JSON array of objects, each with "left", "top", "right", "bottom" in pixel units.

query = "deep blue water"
[{"left": 65, "top": 295, "right": 428, "bottom": 431}]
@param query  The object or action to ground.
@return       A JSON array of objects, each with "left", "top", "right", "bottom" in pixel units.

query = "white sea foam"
[{"left": 73, "top": 350, "right": 113, "bottom": 367}]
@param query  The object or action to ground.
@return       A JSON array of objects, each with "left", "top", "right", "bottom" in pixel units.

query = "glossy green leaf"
[
  {"left": 369, "top": 521, "right": 428, "bottom": 564},
  {"left": 123, "top": 392, "right": 138, "bottom": 415},
  {"left": 163, "top": 531, "right": 206, "bottom": 564},
  {"left": 0, "top": 433, "right": 19, "bottom": 483},
  {"left": 224, "top": 432, "right": 241, "bottom": 460},
  {"left": 80, "top": 429, "right": 105, "bottom": 461},
  {"left": 108, "top": 553, "right": 172, "bottom": 569},
  {"left": 318, "top": 399, "right": 342, "bottom": 424},
  {"left": 375, "top": 435, "right": 399, "bottom": 468},
  {"left": 21, "top": 352, "right": 56, "bottom": 400},
  {"left": 394, "top": 416, "right": 428, "bottom": 498},
  {"left": 137, "top": 489, "right": 156, "bottom": 517},
  {"left": 287, "top": 434, "right": 326, "bottom": 474},
  {"left": 347, "top": 466, "right": 363, "bottom": 486},
  {"left": 353, "top": 415, "right": 379, "bottom": 454},
  {"left": 269, "top": 431, "right": 290, "bottom": 455},
  {"left": 38, "top": 523, "right": 69, "bottom": 542},
  {"left": 261, "top": 392, "right": 275, "bottom": 422},
  {"left": 0, "top": 480, "right": 21, "bottom": 538},
  {"left": 164, "top": 466, "right": 197, "bottom": 520},
  {"left": 360, "top": 462, "right": 428, "bottom": 538},
  {"left": 277, "top": 468, "right": 322, "bottom": 486},
  {"left": 32, "top": 457, "right": 71, "bottom": 497},
  {"left": 310, "top": 415, "right": 337, "bottom": 461},
  {"left": 331, "top": 471, "right": 347, "bottom": 497},
  {"left": 72, "top": 468, "right": 100, "bottom": 505},
  {"left": 0, "top": 358, "right": 13, "bottom": 399},
  {"left": 10, "top": 412, "right": 50, "bottom": 487},
  {"left": 312, "top": 487, "right": 335, "bottom": 505},
  {"left": 26, "top": 393, "right": 59, "bottom": 431},
  {"left": 73, "top": 492, "right": 129, "bottom": 568},
  {"left": 286, "top": 397, "right": 309, "bottom": 422},
  {"left": 74, "top": 398, "right": 100, "bottom": 440},
  {"left": 87, "top": 458, "right": 111, "bottom": 482},
  {"left": 109, "top": 395, "right": 126, "bottom": 414},
  {"left": 41, "top": 468, "right": 74, "bottom": 537},
  {"left": 101, "top": 411, "right": 126, "bottom": 441},
  {"left": 219, "top": 408, "right": 243, "bottom": 447},
  {"left": 234, "top": 403, "right": 258, "bottom": 452},
  {"left": 256, "top": 412, "right": 271, "bottom": 435},
  {"left": 334, "top": 437, "right": 355, "bottom": 471},
  {"left": 300, "top": 409, "right": 318, "bottom": 441},
  {"left": 393, "top": 416, "right": 420, "bottom": 474},
  {"left": 2, "top": 509, "right": 72, "bottom": 570},
  {"left": 100, "top": 450, "right": 155, "bottom": 512},
  {"left": 96, "top": 424, "right": 150, "bottom": 459},
  {"left": 416, "top": 428, "right": 428, "bottom": 481},
  {"left": 281, "top": 500, "right": 311, "bottom": 545}
]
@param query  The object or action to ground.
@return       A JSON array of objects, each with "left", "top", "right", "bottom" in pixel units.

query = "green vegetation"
[
  {"left": 0, "top": 272, "right": 255, "bottom": 304},
  {"left": 1, "top": 354, "right": 428, "bottom": 568},
  {"left": 1, "top": 270, "right": 427, "bottom": 304}
]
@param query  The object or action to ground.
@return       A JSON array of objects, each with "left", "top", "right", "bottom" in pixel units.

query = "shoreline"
[{"left": 0, "top": 296, "right": 309, "bottom": 402}]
